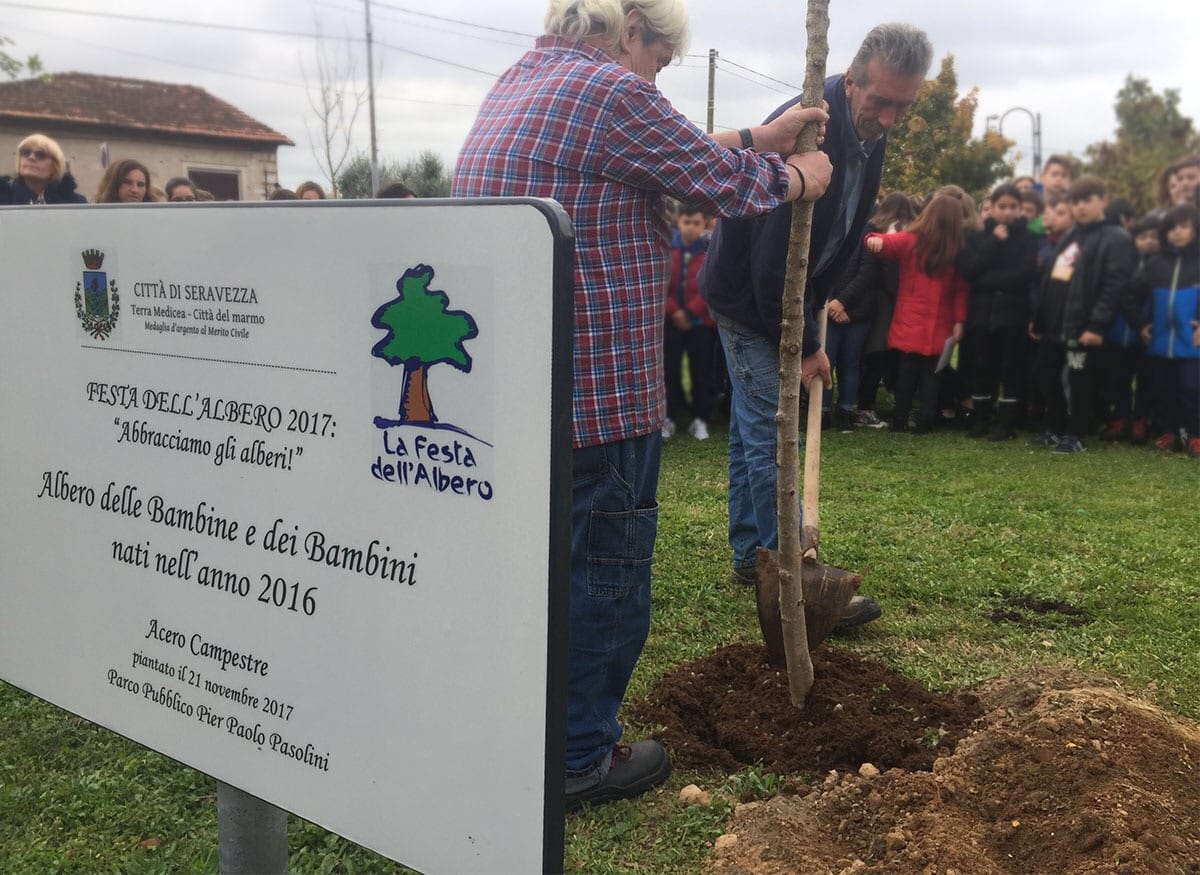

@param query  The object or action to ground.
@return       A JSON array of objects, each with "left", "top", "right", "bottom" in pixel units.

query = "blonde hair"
[
  {"left": 544, "top": 0, "right": 689, "bottom": 61},
  {"left": 15, "top": 133, "right": 66, "bottom": 183}
]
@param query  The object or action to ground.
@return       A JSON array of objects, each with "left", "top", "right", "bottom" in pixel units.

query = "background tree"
[
  {"left": 881, "top": 55, "right": 1013, "bottom": 199},
  {"left": 1, "top": 35, "right": 42, "bottom": 79},
  {"left": 1084, "top": 76, "right": 1199, "bottom": 211},
  {"left": 301, "top": 30, "right": 368, "bottom": 198},
  {"left": 371, "top": 265, "right": 478, "bottom": 424},
  {"left": 339, "top": 150, "right": 452, "bottom": 199},
  {"left": 338, "top": 153, "right": 402, "bottom": 199}
]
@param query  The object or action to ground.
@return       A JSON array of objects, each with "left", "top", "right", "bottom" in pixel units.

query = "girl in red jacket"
[{"left": 866, "top": 194, "right": 969, "bottom": 433}]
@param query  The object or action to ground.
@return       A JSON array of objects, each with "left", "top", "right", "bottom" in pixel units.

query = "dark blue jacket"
[
  {"left": 1135, "top": 242, "right": 1200, "bottom": 360},
  {"left": 699, "top": 74, "right": 887, "bottom": 355},
  {"left": 0, "top": 172, "right": 88, "bottom": 204}
]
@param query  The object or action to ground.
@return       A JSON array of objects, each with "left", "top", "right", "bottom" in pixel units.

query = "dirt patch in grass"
[
  {"left": 635, "top": 646, "right": 1200, "bottom": 874},
  {"left": 986, "top": 590, "right": 1094, "bottom": 628}
]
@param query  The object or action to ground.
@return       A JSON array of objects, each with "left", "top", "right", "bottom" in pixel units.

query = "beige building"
[{"left": 0, "top": 72, "right": 293, "bottom": 201}]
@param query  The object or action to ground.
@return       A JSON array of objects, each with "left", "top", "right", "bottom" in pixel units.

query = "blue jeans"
[
  {"left": 823, "top": 318, "right": 871, "bottom": 413},
  {"left": 566, "top": 433, "right": 660, "bottom": 777},
  {"left": 715, "top": 312, "right": 800, "bottom": 570}
]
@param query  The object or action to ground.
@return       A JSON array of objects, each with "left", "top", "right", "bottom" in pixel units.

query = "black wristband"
[
  {"left": 787, "top": 162, "right": 806, "bottom": 199},
  {"left": 738, "top": 128, "right": 754, "bottom": 149}
]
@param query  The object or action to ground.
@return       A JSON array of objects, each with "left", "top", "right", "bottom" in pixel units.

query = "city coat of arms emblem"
[{"left": 75, "top": 249, "right": 119, "bottom": 340}]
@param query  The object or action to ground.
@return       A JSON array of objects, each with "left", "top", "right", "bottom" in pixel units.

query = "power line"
[
  {"left": 309, "top": 0, "right": 530, "bottom": 49},
  {"left": 717, "top": 63, "right": 795, "bottom": 97},
  {"left": 374, "top": 39, "right": 498, "bottom": 77},
  {"left": 0, "top": 1, "right": 348, "bottom": 42},
  {"left": 371, "top": 1, "right": 537, "bottom": 38},
  {"left": 0, "top": 1, "right": 497, "bottom": 78},
  {"left": 689, "top": 119, "right": 735, "bottom": 132},
  {"left": 720, "top": 57, "right": 799, "bottom": 91},
  {"left": 4, "top": 20, "right": 485, "bottom": 108}
]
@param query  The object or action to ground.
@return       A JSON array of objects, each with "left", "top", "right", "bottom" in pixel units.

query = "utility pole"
[
  {"left": 364, "top": 0, "right": 379, "bottom": 196},
  {"left": 1033, "top": 112, "right": 1043, "bottom": 179},
  {"left": 706, "top": 49, "right": 717, "bottom": 134}
]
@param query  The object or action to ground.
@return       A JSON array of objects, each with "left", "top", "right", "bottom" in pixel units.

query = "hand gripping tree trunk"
[{"left": 776, "top": 0, "right": 831, "bottom": 708}]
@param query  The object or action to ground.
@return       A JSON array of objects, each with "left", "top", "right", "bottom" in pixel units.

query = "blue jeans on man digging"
[
  {"left": 714, "top": 311, "right": 796, "bottom": 575},
  {"left": 566, "top": 433, "right": 660, "bottom": 784}
]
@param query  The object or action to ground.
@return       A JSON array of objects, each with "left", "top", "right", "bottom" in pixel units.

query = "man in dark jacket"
[
  {"left": 1028, "top": 175, "right": 1137, "bottom": 453},
  {"left": 699, "top": 23, "right": 932, "bottom": 625}
]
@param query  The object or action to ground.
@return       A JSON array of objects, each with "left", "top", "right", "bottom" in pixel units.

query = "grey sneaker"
[
  {"left": 687, "top": 418, "right": 710, "bottom": 441},
  {"left": 565, "top": 740, "right": 671, "bottom": 812},
  {"left": 1026, "top": 429, "right": 1059, "bottom": 448},
  {"left": 855, "top": 409, "right": 886, "bottom": 429},
  {"left": 661, "top": 418, "right": 676, "bottom": 440}
]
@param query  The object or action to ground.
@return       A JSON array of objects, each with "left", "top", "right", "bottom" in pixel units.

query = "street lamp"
[{"left": 993, "top": 107, "right": 1042, "bottom": 179}]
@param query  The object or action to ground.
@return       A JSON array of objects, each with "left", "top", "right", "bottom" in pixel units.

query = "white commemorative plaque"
[{"left": 0, "top": 199, "right": 573, "bottom": 875}]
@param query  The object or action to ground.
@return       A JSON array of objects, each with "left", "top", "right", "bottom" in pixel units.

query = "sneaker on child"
[
  {"left": 1052, "top": 435, "right": 1085, "bottom": 454},
  {"left": 661, "top": 418, "right": 676, "bottom": 440},
  {"left": 855, "top": 409, "right": 886, "bottom": 429},
  {"left": 1153, "top": 432, "right": 1178, "bottom": 452},
  {"left": 1027, "top": 430, "right": 1059, "bottom": 448},
  {"left": 687, "top": 418, "right": 709, "bottom": 441},
  {"left": 1100, "top": 418, "right": 1127, "bottom": 441}
]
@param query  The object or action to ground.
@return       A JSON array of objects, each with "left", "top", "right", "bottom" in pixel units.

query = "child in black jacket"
[
  {"left": 1028, "top": 176, "right": 1137, "bottom": 452},
  {"left": 959, "top": 183, "right": 1040, "bottom": 439}
]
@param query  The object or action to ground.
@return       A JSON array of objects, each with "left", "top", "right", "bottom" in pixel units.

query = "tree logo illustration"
[{"left": 371, "top": 264, "right": 479, "bottom": 426}]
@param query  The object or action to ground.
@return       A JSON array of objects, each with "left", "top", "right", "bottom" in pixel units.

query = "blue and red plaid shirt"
[{"left": 453, "top": 36, "right": 791, "bottom": 448}]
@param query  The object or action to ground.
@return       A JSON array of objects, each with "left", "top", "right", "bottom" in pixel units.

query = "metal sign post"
[{"left": 217, "top": 783, "right": 288, "bottom": 874}]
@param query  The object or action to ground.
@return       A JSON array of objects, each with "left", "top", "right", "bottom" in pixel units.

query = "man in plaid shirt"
[{"left": 454, "top": 0, "right": 831, "bottom": 810}]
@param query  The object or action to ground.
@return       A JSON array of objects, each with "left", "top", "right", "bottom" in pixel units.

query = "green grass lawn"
[{"left": 2, "top": 424, "right": 1197, "bottom": 873}]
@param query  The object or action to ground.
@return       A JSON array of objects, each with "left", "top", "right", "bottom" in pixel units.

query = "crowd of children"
[{"left": 662, "top": 152, "right": 1200, "bottom": 457}]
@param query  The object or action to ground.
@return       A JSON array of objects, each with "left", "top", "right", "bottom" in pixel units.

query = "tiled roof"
[{"left": 0, "top": 72, "right": 293, "bottom": 146}]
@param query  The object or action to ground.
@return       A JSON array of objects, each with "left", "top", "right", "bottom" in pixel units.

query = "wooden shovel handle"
[{"left": 801, "top": 307, "right": 828, "bottom": 559}]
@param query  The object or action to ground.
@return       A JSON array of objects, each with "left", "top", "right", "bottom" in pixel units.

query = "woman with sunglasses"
[{"left": 0, "top": 134, "right": 88, "bottom": 204}]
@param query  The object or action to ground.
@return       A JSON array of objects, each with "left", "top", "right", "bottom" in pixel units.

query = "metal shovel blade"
[{"left": 754, "top": 547, "right": 861, "bottom": 667}]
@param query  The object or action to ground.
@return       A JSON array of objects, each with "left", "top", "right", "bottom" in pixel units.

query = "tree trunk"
[
  {"left": 776, "top": 0, "right": 831, "bottom": 709},
  {"left": 400, "top": 364, "right": 436, "bottom": 423}
]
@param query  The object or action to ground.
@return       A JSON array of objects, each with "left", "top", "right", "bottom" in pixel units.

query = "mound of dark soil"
[
  {"left": 637, "top": 646, "right": 1200, "bottom": 874},
  {"left": 632, "top": 643, "right": 983, "bottom": 774}
]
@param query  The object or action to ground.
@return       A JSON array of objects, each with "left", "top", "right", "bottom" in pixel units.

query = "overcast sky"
[{"left": 4, "top": 0, "right": 1197, "bottom": 190}]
